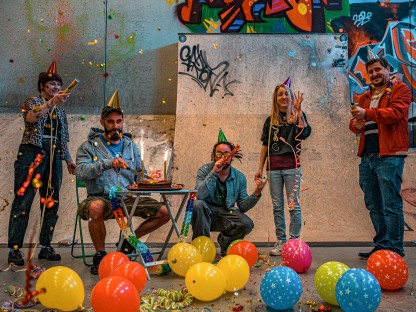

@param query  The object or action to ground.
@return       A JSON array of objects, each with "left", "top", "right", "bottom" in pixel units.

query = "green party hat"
[{"left": 218, "top": 128, "right": 228, "bottom": 143}]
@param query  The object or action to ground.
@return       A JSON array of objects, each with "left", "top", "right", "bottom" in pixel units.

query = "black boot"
[
  {"left": 91, "top": 251, "right": 107, "bottom": 275},
  {"left": 38, "top": 246, "right": 61, "bottom": 261}
]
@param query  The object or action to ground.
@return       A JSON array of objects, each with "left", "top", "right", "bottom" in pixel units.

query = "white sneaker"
[{"left": 270, "top": 240, "right": 284, "bottom": 256}]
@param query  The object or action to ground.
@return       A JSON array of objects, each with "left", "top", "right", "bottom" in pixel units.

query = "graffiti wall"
[{"left": 177, "top": 0, "right": 416, "bottom": 147}]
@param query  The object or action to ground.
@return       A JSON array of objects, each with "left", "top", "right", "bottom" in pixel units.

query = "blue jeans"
[
  {"left": 359, "top": 155, "right": 405, "bottom": 256},
  {"left": 8, "top": 140, "right": 63, "bottom": 248},
  {"left": 268, "top": 168, "right": 302, "bottom": 242}
]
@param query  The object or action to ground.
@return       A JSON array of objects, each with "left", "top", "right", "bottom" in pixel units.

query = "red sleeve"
[{"left": 365, "top": 82, "right": 411, "bottom": 124}]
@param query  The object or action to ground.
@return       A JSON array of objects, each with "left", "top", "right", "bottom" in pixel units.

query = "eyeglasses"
[{"left": 215, "top": 151, "right": 231, "bottom": 158}]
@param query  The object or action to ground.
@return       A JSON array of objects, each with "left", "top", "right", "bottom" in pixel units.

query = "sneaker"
[
  {"left": 38, "top": 246, "right": 61, "bottom": 261},
  {"left": 270, "top": 240, "right": 284, "bottom": 256},
  {"left": 91, "top": 251, "right": 107, "bottom": 275},
  {"left": 8, "top": 249, "right": 25, "bottom": 266},
  {"left": 117, "top": 239, "right": 136, "bottom": 255}
]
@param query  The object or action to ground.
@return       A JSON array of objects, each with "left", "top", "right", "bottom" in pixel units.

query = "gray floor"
[{"left": 0, "top": 245, "right": 415, "bottom": 311}]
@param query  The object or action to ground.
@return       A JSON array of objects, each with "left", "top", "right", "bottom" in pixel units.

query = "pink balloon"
[{"left": 281, "top": 239, "right": 312, "bottom": 273}]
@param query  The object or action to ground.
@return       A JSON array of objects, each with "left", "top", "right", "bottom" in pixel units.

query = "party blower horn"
[{"left": 63, "top": 78, "right": 80, "bottom": 94}]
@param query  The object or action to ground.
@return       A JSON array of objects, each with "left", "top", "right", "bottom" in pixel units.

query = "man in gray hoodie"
[{"left": 75, "top": 90, "right": 169, "bottom": 274}]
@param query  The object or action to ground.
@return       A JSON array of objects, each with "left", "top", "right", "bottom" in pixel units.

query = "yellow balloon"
[
  {"left": 168, "top": 242, "right": 202, "bottom": 277},
  {"left": 185, "top": 262, "right": 226, "bottom": 301},
  {"left": 191, "top": 236, "right": 216, "bottom": 263},
  {"left": 217, "top": 255, "right": 250, "bottom": 291},
  {"left": 36, "top": 266, "right": 85, "bottom": 311},
  {"left": 314, "top": 261, "right": 350, "bottom": 306}
]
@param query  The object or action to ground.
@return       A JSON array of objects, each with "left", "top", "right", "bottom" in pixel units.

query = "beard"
[
  {"left": 104, "top": 127, "right": 122, "bottom": 141},
  {"left": 371, "top": 75, "right": 388, "bottom": 87}
]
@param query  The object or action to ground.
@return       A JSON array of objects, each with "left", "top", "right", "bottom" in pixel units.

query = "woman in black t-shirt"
[{"left": 255, "top": 81, "right": 311, "bottom": 256}]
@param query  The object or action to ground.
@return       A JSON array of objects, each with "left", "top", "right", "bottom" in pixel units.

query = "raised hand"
[{"left": 293, "top": 91, "right": 304, "bottom": 112}]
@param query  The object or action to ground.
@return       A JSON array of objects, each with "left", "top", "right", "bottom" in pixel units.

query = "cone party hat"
[{"left": 218, "top": 128, "right": 228, "bottom": 143}]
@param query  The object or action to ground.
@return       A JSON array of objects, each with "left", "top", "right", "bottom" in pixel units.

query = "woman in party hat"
[
  {"left": 255, "top": 77, "right": 312, "bottom": 256},
  {"left": 7, "top": 61, "right": 76, "bottom": 266}
]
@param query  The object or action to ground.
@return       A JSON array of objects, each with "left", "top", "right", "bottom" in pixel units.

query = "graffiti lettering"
[
  {"left": 349, "top": 22, "right": 416, "bottom": 102},
  {"left": 352, "top": 11, "right": 372, "bottom": 27},
  {"left": 176, "top": 0, "right": 344, "bottom": 33},
  {"left": 179, "top": 44, "right": 240, "bottom": 97}
]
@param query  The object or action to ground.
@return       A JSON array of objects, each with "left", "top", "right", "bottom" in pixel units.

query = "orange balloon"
[
  {"left": 91, "top": 276, "right": 140, "bottom": 312},
  {"left": 367, "top": 249, "right": 408, "bottom": 290},
  {"left": 226, "top": 239, "right": 243, "bottom": 254},
  {"left": 110, "top": 261, "right": 147, "bottom": 294},
  {"left": 98, "top": 251, "right": 130, "bottom": 279},
  {"left": 228, "top": 241, "right": 258, "bottom": 268}
]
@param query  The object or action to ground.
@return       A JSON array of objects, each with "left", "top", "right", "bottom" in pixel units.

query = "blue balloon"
[
  {"left": 336, "top": 268, "right": 381, "bottom": 312},
  {"left": 260, "top": 266, "right": 302, "bottom": 310}
]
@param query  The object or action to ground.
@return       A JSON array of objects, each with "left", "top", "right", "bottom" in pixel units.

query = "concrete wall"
[{"left": 0, "top": 0, "right": 187, "bottom": 115}]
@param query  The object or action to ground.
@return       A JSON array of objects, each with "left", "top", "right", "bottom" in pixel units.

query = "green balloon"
[{"left": 314, "top": 261, "right": 350, "bottom": 306}]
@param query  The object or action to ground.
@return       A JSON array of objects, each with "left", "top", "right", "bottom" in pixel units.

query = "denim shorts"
[{"left": 78, "top": 196, "right": 162, "bottom": 221}]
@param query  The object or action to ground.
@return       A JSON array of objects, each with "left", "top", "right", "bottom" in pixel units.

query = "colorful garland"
[
  {"left": 179, "top": 192, "right": 196, "bottom": 241},
  {"left": 280, "top": 127, "right": 305, "bottom": 210},
  {"left": 109, "top": 186, "right": 171, "bottom": 275},
  {"left": 140, "top": 288, "right": 193, "bottom": 311}
]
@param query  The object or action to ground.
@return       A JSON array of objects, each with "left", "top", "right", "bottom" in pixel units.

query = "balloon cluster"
[
  {"left": 165, "top": 237, "right": 253, "bottom": 302},
  {"left": 90, "top": 252, "right": 147, "bottom": 312},
  {"left": 259, "top": 240, "right": 408, "bottom": 311},
  {"left": 311, "top": 249, "right": 408, "bottom": 311}
]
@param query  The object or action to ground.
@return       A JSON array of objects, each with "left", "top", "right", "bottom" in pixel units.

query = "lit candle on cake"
[
  {"left": 140, "top": 139, "right": 145, "bottom": 181},
  {"left": 164, "top": 149, "right": 169, "bottom": 181}
]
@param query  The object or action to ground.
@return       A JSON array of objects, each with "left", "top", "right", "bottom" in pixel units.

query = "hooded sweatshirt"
[{"left": 75, "top": 127, "right": 144, "bottom": 196}]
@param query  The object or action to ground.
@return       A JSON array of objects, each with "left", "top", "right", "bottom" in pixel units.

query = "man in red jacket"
[{"left": 349, "top": 53, "right": 411, "bottom": 259}]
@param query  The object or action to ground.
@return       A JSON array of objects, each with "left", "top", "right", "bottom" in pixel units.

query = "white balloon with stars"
[{"left": 260, "top": 266, "right": 302, "bottom": 310}]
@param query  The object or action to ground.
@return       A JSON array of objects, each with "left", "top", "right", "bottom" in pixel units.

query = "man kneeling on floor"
[
  {"left": 191, "top": 129, "right": 267, "bottom": 256},
  {"left": 75, "top": 90, "right": 169, "bottom": 274}
]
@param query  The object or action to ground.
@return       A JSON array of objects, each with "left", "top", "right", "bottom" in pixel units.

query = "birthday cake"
[{"left": 127, "top": 180, "right": 183, "bottom": 190}]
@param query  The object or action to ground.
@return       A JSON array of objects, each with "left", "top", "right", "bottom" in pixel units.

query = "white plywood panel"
[{"left": 173, "top": 34, "right": 416, "bottom": 243}]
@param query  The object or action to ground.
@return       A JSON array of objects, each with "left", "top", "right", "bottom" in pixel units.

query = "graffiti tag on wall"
[{"left": 178, "top": 44, "right": 240, "bottom": 97}]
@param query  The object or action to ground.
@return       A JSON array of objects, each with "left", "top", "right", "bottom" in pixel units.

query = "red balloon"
[
  {"left": 367, "top": 249, "right": 408, "bottom": 290},
  {"left": 228, "top": 241, "right": 258, "bottom": 268},
  {"left": 91, "top": 276, "right": 140, "bottom": 312},
  {"left": 110, "top": 261, "right": 147, "bottom": 294},
  {"left": 98, "top": 252, "right": 130, "bottom": 279}
]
